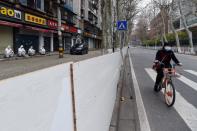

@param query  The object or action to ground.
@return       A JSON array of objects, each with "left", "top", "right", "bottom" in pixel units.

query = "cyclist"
[{"left": 152, "top": 42, "right": 182, "bottom": 92}]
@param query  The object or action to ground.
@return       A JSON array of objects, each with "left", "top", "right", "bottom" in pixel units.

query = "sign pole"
[{"left": 57, "top": 0, "right": 63, "bottom": 58}]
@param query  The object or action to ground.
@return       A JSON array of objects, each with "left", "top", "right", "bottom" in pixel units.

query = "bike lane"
[{"left": 129, "top": 47, "right": 191, "bottom": 131}]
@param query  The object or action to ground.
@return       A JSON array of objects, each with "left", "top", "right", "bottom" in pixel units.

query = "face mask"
[{"left": 165, "top": 46, "right": 172, "bottom": 51}]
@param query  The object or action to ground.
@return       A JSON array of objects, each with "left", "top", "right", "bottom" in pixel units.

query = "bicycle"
[{"left": 157, "top": 63, "right": 181, "bottom": 107}]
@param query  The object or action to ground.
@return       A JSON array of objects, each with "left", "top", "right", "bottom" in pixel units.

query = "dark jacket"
[{"left": 155, "top": 49, "right": 179, "bottom": 67}]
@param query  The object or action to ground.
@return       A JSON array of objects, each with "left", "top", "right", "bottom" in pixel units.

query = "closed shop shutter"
[{"left": 0, "top": 26, "right": 13, "bottom": 54}]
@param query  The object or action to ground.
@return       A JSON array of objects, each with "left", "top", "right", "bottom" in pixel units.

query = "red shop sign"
[
  {"left": 69, "top": 26, "right": 77, "bottom": 33},
  {"left": 47, "top": 20, "right": 58, "bottom": 29},
  {"left": 62, "top": 24, "right": 69, "bottom": 32}
]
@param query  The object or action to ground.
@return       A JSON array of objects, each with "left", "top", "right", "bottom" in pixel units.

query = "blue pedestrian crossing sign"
[{"left": 117, "top": 20, "right": 127, "bottom": 31}]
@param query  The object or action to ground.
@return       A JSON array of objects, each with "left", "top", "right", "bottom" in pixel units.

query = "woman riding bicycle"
[{"left": 153, "top": 42, "right": 182, "bottom": 92}]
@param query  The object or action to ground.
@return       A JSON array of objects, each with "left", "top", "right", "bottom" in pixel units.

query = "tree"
[
  {"left": 101, "top": 0, "right": 113, "bottom": 51},
  {"left": 178, "top": 0, "right": 195, "bottom": 54},
  {"left": 147, "top": 0, "right": 182, "bottom": 52},
  {"left": 169, "top": 0, "right": 181, "bottom": 52},
  {"left": 153, "top": 0, "right": 172, "bottom": 44},
  {"left": 120, "top": 0, "right": 139, "bottom": 46},
  {"left": 135, "top": 15, "right": 149, "bottom": 41}
]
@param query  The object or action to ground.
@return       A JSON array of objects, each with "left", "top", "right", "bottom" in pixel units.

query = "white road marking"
[
  {"left": 128, "top": 50, "right": 151, "bottom": 131},
  {"left": 145, "top": 68, "right": 197, "bottom": 131},
  {"left": 176, "top": 73, "right": 197, "bottom": 92},
  {"left": 185, "top": 70, "right": 197, "bottom": 77}
]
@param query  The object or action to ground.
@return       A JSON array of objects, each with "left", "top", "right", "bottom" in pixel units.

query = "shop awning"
[
  {"left": 0, "top": 20, "right": 23, "bottom": 28},
  {"left": 25, "top": 26, "right": 57, "bottom": 33}
]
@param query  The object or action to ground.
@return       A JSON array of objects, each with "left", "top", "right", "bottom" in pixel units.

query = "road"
[
  {"left": 0, "top": 50, "right": 102, "bottom": 80},
  {"left": 129, "top": 47, "right": 197, "bottom": 131}
]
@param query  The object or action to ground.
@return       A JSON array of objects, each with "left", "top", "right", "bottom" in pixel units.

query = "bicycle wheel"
[{"left": 164, "top": 81, "right": 176, "bottom": 107}]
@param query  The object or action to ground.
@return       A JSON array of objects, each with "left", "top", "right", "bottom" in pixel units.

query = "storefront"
[
  {"left": 62, "top": 24, "right": 78, "bottom": 53},
  {"left": 0, "top": 3, "right": 78, "bottom": 54},
  {"left": 0, "top": 24, "right": 13, "bottom": 54},
  {"left": 0, "top": 4, "right": 22, "bottom": 54},
  {"left": 14, "top": 13, "right": 56, "bottom": 53},
  {"left": 14, "top": 28, "right": 55, "bottom": 53},
  {"left": 84, "top": 32, "right": 102, "bottom": 49}
]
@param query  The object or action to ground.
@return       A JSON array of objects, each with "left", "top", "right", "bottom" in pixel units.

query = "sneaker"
[{"left": 154, "top": 85, "right": 159, "bottom": 92}]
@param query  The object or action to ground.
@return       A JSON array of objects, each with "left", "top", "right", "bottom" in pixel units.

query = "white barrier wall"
[
  {"left": 73, "top": 52, "right": 122, "bottom": 131},
  {"left": 0, "top": 63, "right": 74, "bottom": 131},
  {"left": 0, "top": 49, "right": 127, "bottom": 131}
]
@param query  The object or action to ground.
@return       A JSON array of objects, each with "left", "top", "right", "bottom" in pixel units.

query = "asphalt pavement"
[{"left": 129, "top": 47, "right": 197, "bottom": 131}]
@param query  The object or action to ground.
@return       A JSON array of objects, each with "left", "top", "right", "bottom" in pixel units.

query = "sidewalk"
[
  {"left": 109, "top": 54, "right": 137, "bottom": 131},
  {"left": 0, "top": 52, "right": 59, "bottom": 61}
]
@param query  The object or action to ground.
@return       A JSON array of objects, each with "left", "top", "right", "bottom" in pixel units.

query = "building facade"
[
  {"left": 0, "top": 0, "right": 78, "bottom": 54},
  {"left": 73, "top": 0, "right": 102, "bottom": 50},
  {"left": 170, "top": 0, "right": 197, "bottom": 44}
]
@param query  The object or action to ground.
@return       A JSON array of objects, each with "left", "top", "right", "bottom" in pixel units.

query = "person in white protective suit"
[
  {"left": 39, "top": 46, "right": 46, "bottom": 55},
  {"left": 18, "top": 45, "right": 26, "bottom": 57},
  {"left": 4, "top": 45, "right": 14, "bottom": 58},
  {"left": 28, "top": 46, "right": 35, "bottom": 56}
]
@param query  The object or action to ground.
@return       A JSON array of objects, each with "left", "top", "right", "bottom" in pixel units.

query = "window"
[
  {"left": 25, "top": 0, "right": 44, "bottom": 11},
  {"left": 36, "top": 0, "right": 41, "bottom": 10},
  {"left": 70, "top": 0, "right": 73, "bottom": 8},
  {"left": 19, "top": 0, "right": 27, "bottom": 5},
  {"left": 27, "top": 0, "right": 35, "bottom": 8}
]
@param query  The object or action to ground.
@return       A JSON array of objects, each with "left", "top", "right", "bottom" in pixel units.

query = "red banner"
[
  {"left": 0, "top": 20, "right": 22, "bottom": 28},
  {"left": 25, "top": 26, "right": 57, "bottom": 33},
  {"left": 62, "top": 24, "right": 69, "bottom": 32},
  {"left": 47, "top": 20, "right": 58, "bottom": 29},
  {"left": 69, "top": 26, "right": 77, "bottom": 33}
]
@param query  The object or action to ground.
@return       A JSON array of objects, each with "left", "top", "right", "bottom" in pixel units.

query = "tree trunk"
[
  {"left": 160, "top": 9, "right": 168, "bottom": 43},
  {"left": 101, "top": 0, "right": 113, "bottom": 52},
  {"left": 169, "top": 9, "right": 181, "bottom": 53},
  {"left": 178, "top": 0, "right": 195, "bottom": 54}
]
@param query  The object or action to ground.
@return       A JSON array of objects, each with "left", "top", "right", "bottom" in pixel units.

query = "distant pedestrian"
[
  {"left": 18, "top": 45, "right": 26, "bottom": 57},
  {"left": 28, "top": 46, "right": 36, "bottom": 56},
  {"left": 39, "top": 46, "right": 46, "bottom": 55},
  {"left": 4, "top": 45, "right": 14, "bottom": 58}
]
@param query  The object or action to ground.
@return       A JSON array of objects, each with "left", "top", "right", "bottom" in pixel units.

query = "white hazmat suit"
[
  {"left": 4, "top": 45, "right": 14, "bottom": 58},
  {"left": 28, "top": 46, "right": 35, "bottom": 56},
  {"left": 18, "top": 45, "right": 26, "bottom": 57}
]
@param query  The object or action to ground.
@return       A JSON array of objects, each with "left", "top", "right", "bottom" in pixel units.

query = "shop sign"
[
  {"left": 69, "top": 26, "right": 77, "bottom": 33},
  {"left": 48, "top": 20, "right": 57, "bottom": 29},
  {"left": 62, "top": 24, "right": 69, "bottom": 32},
  {"left": 84, "top": 32, "right": 92, "bottom": 37},
  {"left": 25, "top": 13, "right": 46, "bottom": 25},
  {"left": 0, "top": 5, "right": 21, "bottom": 20}
]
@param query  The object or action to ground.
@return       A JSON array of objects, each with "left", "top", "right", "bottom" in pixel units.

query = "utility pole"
[
  {"left": 57, "top": 0, "right": 63, "bottom": 58},
  {"left": 112, "top": 7, "right": 114, "bottom": 53}
]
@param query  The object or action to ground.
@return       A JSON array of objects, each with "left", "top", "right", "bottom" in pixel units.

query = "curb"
[{"left": 109, "top": 64, "right": 124, "bottom": 131}]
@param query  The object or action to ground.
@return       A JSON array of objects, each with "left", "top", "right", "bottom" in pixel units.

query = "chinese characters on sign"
[
  {"left": 25, "top": 13, "right": 46, "bottom": 25},
  {"left": 47, "top": 20, "right": 58, "bottom": 28}
]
